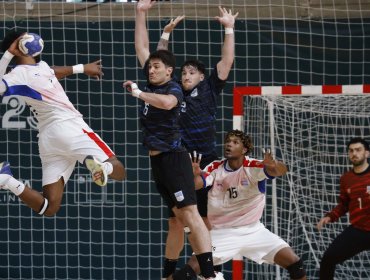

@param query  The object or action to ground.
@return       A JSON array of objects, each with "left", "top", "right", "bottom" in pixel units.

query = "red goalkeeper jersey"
[{"left": 326, "top": 166, "right": 370, "bottom": 231}]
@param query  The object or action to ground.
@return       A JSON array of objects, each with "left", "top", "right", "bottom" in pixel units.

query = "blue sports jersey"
[
  {"left": 178, "top": 67, "right": 226, "bottom": 156},
  {"left": 140, "top": 79, "right": 186, "bottom": 152}
]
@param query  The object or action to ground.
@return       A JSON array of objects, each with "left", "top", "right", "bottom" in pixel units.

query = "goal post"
[{"left": 232, "top": 84, "right": 370, "bottom": 279}]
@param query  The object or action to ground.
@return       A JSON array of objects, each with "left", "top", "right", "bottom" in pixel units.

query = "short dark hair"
[
  {"left": 225, "top": 129, "right": 254, "bottom": 155},
  {"left": 347, "top": 137, "right": 370, "bottom": 151},
  {"left": 1, "top": 30, "right": 24, "bottom": 53},
  {"left": 180, "top": 59, "right": 206, "bottom": 75},
  {"left": 147, "top": 49, "right": 176, "bottom": 77}
]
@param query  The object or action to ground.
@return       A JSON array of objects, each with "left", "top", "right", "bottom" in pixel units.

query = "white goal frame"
[{"left": 231, "top": 84, "right": 370, "bottom": 280}]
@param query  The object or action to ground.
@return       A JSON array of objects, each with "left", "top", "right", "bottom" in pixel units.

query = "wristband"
[
  {"left": 72, "top": 64, "right": 84, "bottom": 74},
  {"left": 225, "top": 28, "right": 234, "bottom": 35},
  {"left": 3, "top": 51, "right": 14, "bottom": 60},
  {"left": 127, "top": 83, "right": 143, "bottom": 98},
  {"left": 161, "top": 32, "right": 170, "bottom": 40}
]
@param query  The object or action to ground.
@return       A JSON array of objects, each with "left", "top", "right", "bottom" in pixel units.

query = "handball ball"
[{"left": 18, "top": 33, "right": 44, "bottom": 57}]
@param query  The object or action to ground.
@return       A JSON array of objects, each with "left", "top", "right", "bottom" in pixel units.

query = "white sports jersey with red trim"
[
  {"left": 2, "top": 61, "right": 82, "bottom": 131},
  {"left": 203, "top": 156, "right": 274, "bottom": 229}
]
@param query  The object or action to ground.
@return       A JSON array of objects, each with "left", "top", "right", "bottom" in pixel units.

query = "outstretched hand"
[
  {"left": 163, "top": 15, "right": 185, "bottom": 33},
  {"left": 137, "top": 0, "right": 156, "bottom": 12},
  {"left": 261, "top": 148, "right": 277, "bottom": 168},
  {"left": 317, "top": 216, "right": 331, "bottom": 231},
  {"left": 215, "top": 6, "right": 239, "bottom": 28},
  {"left": 84, "top": 60, "right": 103, "bottom": 80},
  {"left": 189, "top": 151, "right": 202, "bottom": 177}
]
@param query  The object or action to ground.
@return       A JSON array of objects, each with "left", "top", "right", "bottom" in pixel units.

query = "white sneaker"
[
  {"left": 0, "top": 161, "right": 12, "bottom": 190},
  {"left": 198, "top": 272, "right": 224, "bottom": 280},
  {"left": 84, "top": 156, "right": 108, "bottom": 187}
]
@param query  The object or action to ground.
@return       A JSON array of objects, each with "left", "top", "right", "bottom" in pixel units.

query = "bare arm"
[
  {"left": 123, "top": 80, "right": 178, "bottom": 110},
  {"left": 135, "top": 0, "right": 155, "bottom": 67},
  {"left": 215, "top": 6, "right": 239, "bottom": 81},
  {"left": 0, "top": 36, "right": 23, "bottom": 94},
  {"left": 156, "top": 15, "right": 185, "bottom": 51},
  {"left": 52, "top": 60, "right": 103, "bottom": 80}
]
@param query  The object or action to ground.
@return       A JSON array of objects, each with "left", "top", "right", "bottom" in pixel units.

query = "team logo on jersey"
[
  {"left": 174, "top": 190, "right": 184, "bottom": 202},
  {"left": 241, "top": 179, "right": 249, "bottom": 186},
  {"left": 190, "top": 88, "right": 198, "bottom": 97},
  {"left": 367, "top": 186, "right": 370, "bottom": 194}
]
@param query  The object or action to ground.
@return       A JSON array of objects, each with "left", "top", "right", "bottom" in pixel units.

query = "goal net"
[
  {"left": 0, "top": 0, "right": 370, "bottom": 279},
  {"left": 234, "top": 86, "right": 370, "bottom": 280}
]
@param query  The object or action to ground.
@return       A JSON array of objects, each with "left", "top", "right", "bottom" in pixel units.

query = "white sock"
[
  {"left": 5, "top": 177, "right": 25, "bottom": 196},
  {"left": 103, "top": 162, "right": 113, "bottom": 175}
]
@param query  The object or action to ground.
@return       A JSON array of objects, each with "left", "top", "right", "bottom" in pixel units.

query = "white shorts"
[
  {"left": 38, "top": 118, "right": 115, "bottom": 186},
  {"left": 211, "top": 221, "right": 290, "bottom": 265}
]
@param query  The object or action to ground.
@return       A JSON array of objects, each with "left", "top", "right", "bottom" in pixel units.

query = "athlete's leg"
[
  {"left": 320, "top": 226, "right": 370, "bottom": 280},
  {"left": 0, "top": 161, "right": 65, "bottom": 216},
  {"left": 162, "top": 216, "right": 185, "bottom": 279},
  {"left": 274, "top": 247, "right": 306, "bottom": 280}
]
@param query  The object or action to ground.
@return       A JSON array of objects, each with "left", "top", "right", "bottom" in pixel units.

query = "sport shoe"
[
  {"left": 198, "top": 272, "right": 225, "bottom": 280},
  {"left": 0, "top": 161, "right": 13, "bottom": 189},
  {"left": 84, "top": 156, "right": 107, "bottom": 187}
]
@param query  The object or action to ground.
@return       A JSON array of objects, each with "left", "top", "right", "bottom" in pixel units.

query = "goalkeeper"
[
  {"left": 0, "top": 30, "right": 125, "bottom": 217},
  {"left": 316, "top": 137, "right": 370, "bottom": 279}
]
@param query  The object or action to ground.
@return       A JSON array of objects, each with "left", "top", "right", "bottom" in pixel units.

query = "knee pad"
[{"left": 286, "top": 259, "right": 306, "bottom": 279}]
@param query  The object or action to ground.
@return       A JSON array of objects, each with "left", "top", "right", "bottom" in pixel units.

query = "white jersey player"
[
  {"left": 0, "top": 30, "right": 125, "bottom": 217},
  {"left": 173, "top": 130, "right": 307, "bottom": 280}
]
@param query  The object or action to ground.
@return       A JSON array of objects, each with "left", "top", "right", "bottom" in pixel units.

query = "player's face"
[
  {"left": 148, "top": 58, "right": 173, "bottom": 86},
  {"left": 181, "top": 65, "right": 205, "bottom": 91},
  {"left": 224, "top": 135, "right": 247, "bottom": 160},
  {"left": 348, "top": 143, "right": 369, "bottom": 167}
]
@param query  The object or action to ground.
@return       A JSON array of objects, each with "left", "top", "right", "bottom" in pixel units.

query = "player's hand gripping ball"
[{"left": 18, "top": 33, "right": 44, "bottom": 57}]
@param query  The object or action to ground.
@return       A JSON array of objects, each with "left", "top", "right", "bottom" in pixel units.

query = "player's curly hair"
[
  {"left": 225, "top": 129, "right": 253, "bottom": 155},
  {"left": 347, "top": 137, "right": 370, "bottom": 151}
]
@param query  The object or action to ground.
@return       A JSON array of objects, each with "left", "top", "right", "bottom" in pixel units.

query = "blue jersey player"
[
  {"left": 155, "top": 5, "right": 238, "bottom": 280},
  {"left": 123, "top": 1, "right": 220, "bottom": 279}
]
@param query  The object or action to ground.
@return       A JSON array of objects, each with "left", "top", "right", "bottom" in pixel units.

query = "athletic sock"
[
  {"left": 162, "top": 258, "right": 178, "bottom": 278},
  {"left": 172, "top": 264, "right": 197, "bottom": 280},
  {"left": 103, "top": 162, "right": 113, "bottom": 175},
  {"left": 213, "top": 264, "right": 222, "bottom": 272},
  {"left": 196, "top": 252, "right": 215, "bottom": 279}
]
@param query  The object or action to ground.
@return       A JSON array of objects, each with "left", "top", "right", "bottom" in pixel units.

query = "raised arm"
[
  {"left": 0, "top": 36, "right": 23, "bottom": 94},
  {"left": 135, "top": 0, "right": 155, "bottom": 67},
  {"left": 52, "top": 60, "right": 103, "bottom": 80},
  {"left": 156, "top": 15, "right": 185, "bottom": 51},
  {"left": 215, "top": 6, "right": 239, "bottom": 81}
]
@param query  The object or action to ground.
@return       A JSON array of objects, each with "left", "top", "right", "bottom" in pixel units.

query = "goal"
[{"left": 232, "top": 85, "right": 370, "bottom": 280}]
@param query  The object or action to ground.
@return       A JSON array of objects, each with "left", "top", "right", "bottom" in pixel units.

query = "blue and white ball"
[{"left": 18, "top": 33, "right": 44, "bottom": 57}]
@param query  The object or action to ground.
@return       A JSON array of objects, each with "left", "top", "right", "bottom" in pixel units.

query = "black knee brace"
[{"left": 286, "top": 259, "right": 306, "bottom": 279}]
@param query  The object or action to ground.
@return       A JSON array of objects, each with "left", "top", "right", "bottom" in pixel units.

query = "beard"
[{"left": 351, "top": 157, "right": 367, "bottom": 166}]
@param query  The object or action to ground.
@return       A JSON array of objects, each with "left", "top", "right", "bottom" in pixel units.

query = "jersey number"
[
  {"left": 1, "top": 96, "right": 38, "bottom": 129},
  {"left": 228, "top": 187, "right": 238, "bottom": 199}
]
